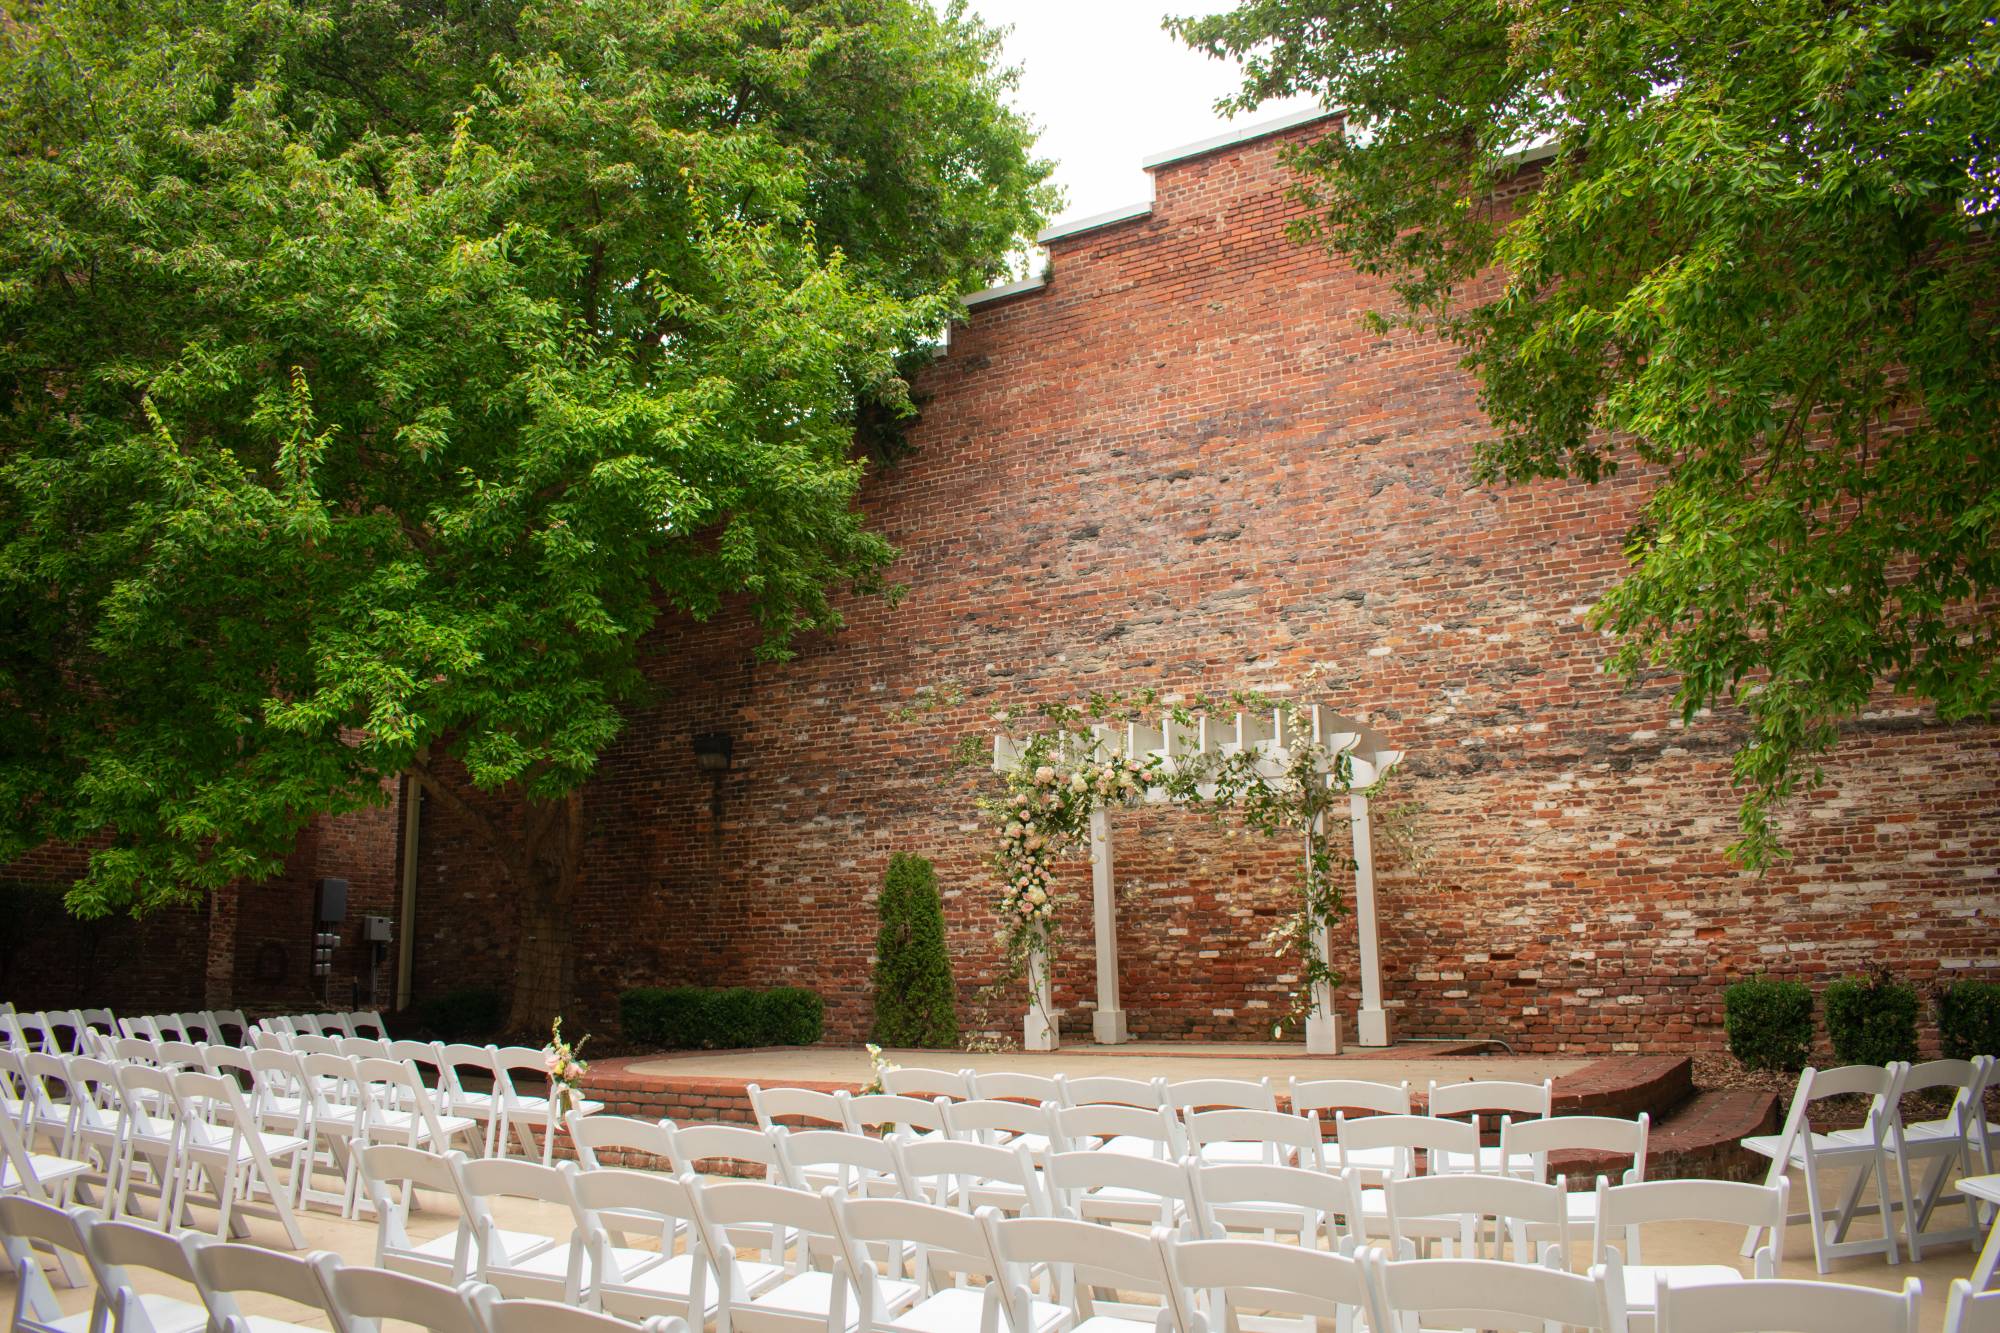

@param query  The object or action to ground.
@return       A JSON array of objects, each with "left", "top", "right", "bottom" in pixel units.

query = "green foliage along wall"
[{"left": 872, "top": 853, "right": 960, "bottom": 1048}]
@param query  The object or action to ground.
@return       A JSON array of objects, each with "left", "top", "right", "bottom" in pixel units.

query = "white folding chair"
[
  {"left": 355, "top": 1057, "right": 480, "bottom": 1159},
  {"left": 358, "top": 1144, "right": 499, "bottom": 1284},
  {"left": 177, "top": 1016, "right": 215, "bottom": 1045},
  {"left": 842, "top": 1095, "right": 948, "bottom": 1142},
  {"left": 1295, "top": 1081, "right": 1410, "bottom": 1184},
  {"left": 106, "top": 1065, "right": 180, "bottom": 1225},
  {"left": 880, "top": 1069, "right": 975, "bottom": 1101},
  {"left": 1045, "top": 1150, "right": 1194, "bottom": 1228},
  {"left": 575, "top": 1168, "right": 770, "bottom": 1326},
  {"left": 940, "top": 1098, "right": 1059, "bottom": 1158},
  {"left": 662, "top": 1122, "right": 788, "bottom": 1182},
  {"left": 982, "top": 1213, "right": 1177, "bottom": 1333},
  {"left": 1656, "top": 1276, "right": 1918, "bottom": 1333},
  {"left": 966, "top": 1072, "right": 1065, "bottom": 1107},
  {"left": 0, "top": 1195, "right": 93, "bottom": 1321},
  {"left": 1946, "top": 1278, "right": 2000, "bottom": 1333},
  {"left": 338, "top": 1038, "right": 393, "bottom": 1061},
  {"left": 896, "top": 1138, "right": 1048, "bottom": 1216},
  {"left": 188, "top": 1242, "right": 351, "bottom": 1333},
  {"left": 208, "top": 1014, "right": 249, "bottom": 1047},
  {"left": 1165, "top": 1079, "right": 1276, "bottom": 1114},
  {"left": 79, "top": 1216, "right": 210, "bottom": 1333},
  {"left": 1426, "top": 1079, "right": 1553, "bottom": 1176},
  {"left": 326, "top": 1266, "right": 491, "bottom": 1333},
  {"left": 775, "top": 1129, "right": 908, "bottom": 1199},
  {"left": 492, "top": 1046, "right": 601, "bottom": 1166},
  {"left": 1052, "top": 1104, "right": 1183, "bottom": 1161},
  {"left": 748, "top": 1086, "right": 848, "bottom": 1135},
  {"left": 571, "top": 1114, "right": 676, "bottom": 1171},
  {"left": 166, "top": 1069, "right": 309, "bottom": 1247},
  {"left": 457, "top": 1157, "right": 588, "bottom": 1302},
  {"left": 1369, "top": 1252, "right": 1620, "bottom": 1332},
  {"left": 694, "top": 1178, "right": 868, "bottom": 1333},
  {"left": 1164, "top": 1233, "right": 1374, "bottom": 1333},
  {"left": 1502, "top": 1113, "right": 1649, "bottom": 1244},
  {"left": 1740, "top": 1063, "right": 1902, "bottom": 1271},
  {"left": 20, "top": 1054, "right": 80, "bottom": 1157},
  {"left": 828, "top": 1193, "right": 1036, "bottom": 1333},
  {"left": 1594, "top": 1177, "right": 1788, "bottom": 1332},
  {"left": 297, "top": 1052, "right": 370, "bottom": 1216},
  {"left": 1331, "top": 1111, "right": 1478, "bottom": 1183},
  {"left": 349, "top": 1012, "right": 389, "bottom": 1040},
  {"left": 438, "top": 1046, "right": 503, "bottom": 1158},
  {"left": 317, "top": 1014, "right": 356, "bottom": 1039},
  {"left": 1058, "top": 1076, "right": 1166, "bottom": 1109},
  {"left": 1383, "top": 1171, "right": 1569, "bottom": 1264},
  {"left": 1183, "top": 1108, "right": 1322, "bottom": 1168},
  {"left": 1888, "top": 1058, "right": 1991, "bottom": 1259},
  {"left": 1, "top": 1097, "right": 90, "bottom": 1207},
  {"left": 1188, "top": 1161, "right": 1361, "bottom": 1250}
]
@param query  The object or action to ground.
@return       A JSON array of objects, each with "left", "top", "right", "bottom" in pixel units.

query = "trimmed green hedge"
[
  {"left": 1825, "top": 971, "right": 1920, "bottom": 1066},
  {"left": 1724, "top": 976, "right": 1813, "bottom": 1072},
  {"left": 1938, "top": 980, "right": 2000, "bottom": 1060},
  {"left": 620, "top": 985, "right": 824, "bottom": 1050}
]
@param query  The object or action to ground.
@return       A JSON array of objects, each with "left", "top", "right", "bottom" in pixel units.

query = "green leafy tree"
[
  {"left": 1173, "top": 0, "right": 2000, "bottom": 865},
  {"left": 0, "top": 0, "right": 1054, "bottom": 1030},
  {"left": 872, "top": 852, "right": 959, "bottom": 1048}
]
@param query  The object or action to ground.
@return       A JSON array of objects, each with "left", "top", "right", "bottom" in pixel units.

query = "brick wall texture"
[{"left": 9, "top": 117, "right": 1998, "bottom": 1051}]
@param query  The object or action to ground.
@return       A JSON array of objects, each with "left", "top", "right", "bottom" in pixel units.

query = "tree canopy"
[
  {"left": 0, "top": 0, "right": 1054, "bottom": 1025},
  {"left": 1173, "top": 0, "right": 2000, "bottom": 864}
]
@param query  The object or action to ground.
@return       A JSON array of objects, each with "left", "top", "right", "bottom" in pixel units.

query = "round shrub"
[
  {"left": 1723, "top": 976, "right": 1813, "bottom": 1072},
  {"left": 1936, "top": 979, "right": 2000, "bottom": 1060},
  {"left": 762, "top": 987, "right": 825, "bottom": 1046},
  {"left": 1824, "top": 970, "right": 1920, "bottom": 1066}
]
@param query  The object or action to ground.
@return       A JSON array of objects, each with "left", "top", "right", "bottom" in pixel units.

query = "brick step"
[{"left": 1543, "top": 1088, "right": 1781, "bottom": 1186}]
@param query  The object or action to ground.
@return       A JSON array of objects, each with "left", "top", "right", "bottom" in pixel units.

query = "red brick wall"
[{"left": 399, "top": 115, "right": 2000, "bottom": 1054}]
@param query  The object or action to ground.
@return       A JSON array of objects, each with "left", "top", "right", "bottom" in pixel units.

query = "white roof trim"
[
  {"left": 1498, "top": 139, "right": 1558, "bottom": 170},
  {"left": 962, "top": 275, "right": 1047, "bottom": 308},
  {"left": 1035, "top": 200, "right": 1153, "bottom": 245},
  {"left": 1140, "top": 105, "right": 1338, "bottom": 171}
]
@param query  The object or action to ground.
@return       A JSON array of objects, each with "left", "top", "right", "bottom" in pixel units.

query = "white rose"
[
  {"left": 1068, "top": 773, "right": 1087, "bottom": 793},
  {"left": 1026, "top": 834, "right": 1044, "bottom": 851},
  {"left": 1034, "top": 765, "right": 1056, "bottom": 785},
  {"left": 1005, "top": 821, "right": 1024, "bottom": 837},
  {"left": 1029, "top": 887, "right": 1046, "bottom": 904}
]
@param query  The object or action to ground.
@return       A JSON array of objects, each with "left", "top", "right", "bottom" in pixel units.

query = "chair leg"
[
  {"left": 1742, "top": 1154, "right": 1786, "bottom": 1258},
  {"left": 1873, "top": 1152, "right": 1901, "bottom": 1265},
  {"left": 1802, "top": 1159, "right": 1831, "bottom": 1275}
]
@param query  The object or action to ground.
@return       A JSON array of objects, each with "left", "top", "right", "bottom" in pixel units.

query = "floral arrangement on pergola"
[{"left": 971, "top": 689, "right": 1404, "bottom": 1051}]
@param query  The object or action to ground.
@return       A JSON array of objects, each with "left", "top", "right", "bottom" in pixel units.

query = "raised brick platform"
[{"left": 565, "top": 1046, "right": 1767, "bottom": 1181}]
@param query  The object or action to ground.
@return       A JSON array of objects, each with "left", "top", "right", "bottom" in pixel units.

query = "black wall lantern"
[{"left": 692, "top": 731, "right": 733, "bottom": 824}]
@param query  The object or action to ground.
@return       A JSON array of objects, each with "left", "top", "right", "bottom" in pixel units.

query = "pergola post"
[
  {"left": 1303, "top": 809, "right": 1341, "bottom": 1054},
  {"left": 1089, "top": 807, "right": 1128, "bottom": 1044},
  {"left": 1351, "top": 789, "right": 1394, "bottom": 1046},
  {"left": 1024, "top": 925, "right": 1057, "bottom": 1051}
]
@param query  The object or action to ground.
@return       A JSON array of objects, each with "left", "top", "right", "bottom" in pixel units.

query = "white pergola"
[{"left": 993, "top": 703, "right": 1404, "bottom": 1053}]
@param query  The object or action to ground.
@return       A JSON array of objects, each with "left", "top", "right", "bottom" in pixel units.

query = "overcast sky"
[{"left": 951, "top": 0, "right": 1319, "bottom": 231}]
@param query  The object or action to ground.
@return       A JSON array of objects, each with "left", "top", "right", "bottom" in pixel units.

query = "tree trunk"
[
  {"left": 406, "top": 760, "right": 584, "bottom": 1039},
  {"left": 508, "top": 870, "right": 574, "bottom": 1036}
]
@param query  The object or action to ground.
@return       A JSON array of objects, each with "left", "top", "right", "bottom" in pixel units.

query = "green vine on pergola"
[{"left": 954, "top": 686, "right": 1386, "bottom": 1037}]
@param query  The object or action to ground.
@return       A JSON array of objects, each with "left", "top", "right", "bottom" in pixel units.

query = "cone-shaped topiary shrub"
[{"left": 872, "top": 852, "right": 960, "bottom": 1048}]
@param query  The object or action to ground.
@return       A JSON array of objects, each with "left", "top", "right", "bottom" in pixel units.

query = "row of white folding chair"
[
  {"left": 108, "top": 1011, "right": 253, "bottom": 1046},
  {"left": 1741, "top": 1057, "right": 1996, "bottom": 1272},
  {"left": 2, "top": 1010, "right": 121, "bottom": 1057},
  {"left": 794, "top": 1075, "right": 1594, "bottom": 1177},
  {"left": 15, "top": 1042, "right": 483, "bottom": 1233},
  {"left": 568, "top": 1113, "right": 1621, "bottom": 1266},
  {"left": 0, "top": 1194, "right": 686, "bottom": 1333},
  {"left": 254, "top": 1011, "right": 390, "bottom": 1041}
]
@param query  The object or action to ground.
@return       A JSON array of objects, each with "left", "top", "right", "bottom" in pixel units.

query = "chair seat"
[
  {"left": 889, "top": 1285, "right": 1062, "bottom": 1333},
  {"left": 1621, "top": 1264, "right": 1743, "bottom": 1310},
  {"left": 1197, "top": 1141, "right": 1291, "bottom": 1166},
  {"left": 120, "top": 1294, "right": 208, "bottom": 1333},
  {"left": 601, "top": 1251, "right": 733, "bottom": 1313},
  {"left": 1, "top": 1151, "right": 90, "bottom": 1191},
  {"left": 1742, "top": 1131, "right": 1880, "bottom": 1164},
  {"left": 188, "top": 1130, "right": 308, "bottom": 1163},
  {"left": 1100, "top": 1136, "right": 1171, "bottom": 1159},
  {"left": 755, "top": 1270, "right": 917, "bottom": 1327},
  {"left": 242, "top": 1318, "right": 323, "bottom": 1333},
  {"left": 1073, "top": 1317, "right": 1161, "bottom": 1333}
]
